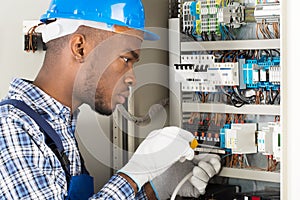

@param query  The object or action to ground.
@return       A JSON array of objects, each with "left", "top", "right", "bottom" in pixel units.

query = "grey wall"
[{"left": 132, "top": 0, "right": 170, "bottom": 146}]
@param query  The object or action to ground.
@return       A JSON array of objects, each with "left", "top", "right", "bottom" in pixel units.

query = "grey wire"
[
  {"left": 220, "top": 86, "right": 231, "bottom": 96},
  {"left": 233, "top": 87, "right": 251, "bottom": 103},
  {"left": 116, "top": 98, "right": 169, "bottom": 126}
]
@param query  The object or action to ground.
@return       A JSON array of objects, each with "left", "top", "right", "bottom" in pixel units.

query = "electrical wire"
[
  {"left": 233, "top": 87, "right": 256, "bottom": 104},
  {"left": 170, "top": 172, "right": 193, "bottom": 200},
  {"left": 273, "top": 22, "right": 280, "bottom": 38},
  {"left": 263, "top": 23, "right": 273, "bottom": 39},
  {"left": 223, "top": 25, "right": 235, "bottom": 40},
  {"left": 270, "top": 89, "right": 280, "bottom": 105},
  {"left": 220, "top": 86, "right": 257, "bottom": 108},
  {"left": 170, "top": 151, "right": 233, "bottom": 199},
  {"left": 116, "top": 98, "right": 169, "bottom": 125},
  {"left": 256, "top": 23, "right": 260, "bottom": 39},
  {"left": 25, "top": 23, "right": 44, "bottom": 53},
  {"left": 192, "top": 27, "right": 203, "bottom": 41},
  {"left": 219, "top": 24, "right": 226, "bottom": 40},
  {"left": 271, "top": 49, "right": 280, "bottom": 56}
]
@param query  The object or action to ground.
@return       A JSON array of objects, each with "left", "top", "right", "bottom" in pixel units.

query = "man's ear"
[{"left": 70, "top": 34, "right": 86, "bottom": 63}]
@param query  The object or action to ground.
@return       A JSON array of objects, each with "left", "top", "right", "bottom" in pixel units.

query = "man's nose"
[{"left": 124, "top": 69, "right": 136, "bottom": 87}]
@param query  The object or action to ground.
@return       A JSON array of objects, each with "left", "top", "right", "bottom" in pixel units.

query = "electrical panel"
[{"left": 169, "top": 0, "right": 281, "bottom": 199}]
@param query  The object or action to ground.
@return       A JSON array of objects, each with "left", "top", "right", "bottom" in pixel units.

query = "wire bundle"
[{"left": 25, "top": 23, "right": 43, "bottom": 53}]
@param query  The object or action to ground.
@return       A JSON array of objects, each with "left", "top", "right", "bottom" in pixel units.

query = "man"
[{"left": 0, "top": 0, "right": 221, "bottom": 199}]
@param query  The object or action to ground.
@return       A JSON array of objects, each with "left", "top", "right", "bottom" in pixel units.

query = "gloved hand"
[
  {"left": 151, "top": 153, "right": 221, "bottom": 200},
  {"left": 118, "top": 126, "right": 195, "bottom": 191}
]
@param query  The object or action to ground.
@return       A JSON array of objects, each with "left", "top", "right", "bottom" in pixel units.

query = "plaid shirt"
[{"left": 0, "top": 78, "right": 148, "bottom": 199}]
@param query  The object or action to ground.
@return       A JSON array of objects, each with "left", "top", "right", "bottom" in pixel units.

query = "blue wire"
[
  {"left": 223, "top": 25, "right": 235, "bottom": 40},
  {"left": 219, "top": 24, "right": 226, "bottom": 40},
  {"left": 222, "top": 153, "right": 233, "bottom": 160},
  {"left": 192, "top": 27, "right": 203, "bottom": 39}
]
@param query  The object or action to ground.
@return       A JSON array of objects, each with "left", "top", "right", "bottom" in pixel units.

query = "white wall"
[
  {"left": 0, "top": 1, "right": 50, "bottom": 97},
  {"left": 283, "top": 0, "right": 300, "bottom": 199}
]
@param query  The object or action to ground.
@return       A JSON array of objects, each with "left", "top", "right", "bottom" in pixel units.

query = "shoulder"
[{"left": 0, "top": 103, "right": 45, "bottom": 149}]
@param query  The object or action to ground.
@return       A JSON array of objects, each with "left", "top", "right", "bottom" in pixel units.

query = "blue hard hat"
[{"left": 40, "top": 0, "right": 159, "bottom": 40}]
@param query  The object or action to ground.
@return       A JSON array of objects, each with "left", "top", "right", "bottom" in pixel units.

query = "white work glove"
[
  {"left": 151, "top": 153, "right": 221, "bottom": 200},
  {"left": 118, "top": 126, "right": 195, "bottom": 191}
]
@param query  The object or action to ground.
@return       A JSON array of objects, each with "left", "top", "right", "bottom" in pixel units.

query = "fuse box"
[{"left": 169, "top": 0, "right": 281, "bottom": 198}]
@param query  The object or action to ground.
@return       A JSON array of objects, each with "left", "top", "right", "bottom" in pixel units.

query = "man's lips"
[{"left": 117, "top": 91, "right": 130, "bottom": 104}]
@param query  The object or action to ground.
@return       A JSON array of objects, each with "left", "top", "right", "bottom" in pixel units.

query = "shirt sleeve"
[
  {"left": 91, "top": 174, "right": 151, "bottom": 200},
  {"left": 134, "top": 186, "right": 148, "bottom": 200},
  {"left": 91, "top": 174, "right": 136, "bottom": 199}
]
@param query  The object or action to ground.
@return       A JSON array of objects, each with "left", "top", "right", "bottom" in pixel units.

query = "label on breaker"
[{"left": 209, "top": 62, "right": 239, "bottom": 86}]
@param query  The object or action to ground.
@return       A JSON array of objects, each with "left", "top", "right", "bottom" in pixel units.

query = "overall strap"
[{"left": 0, "top": 99, "right": 71, "bottom": 181}]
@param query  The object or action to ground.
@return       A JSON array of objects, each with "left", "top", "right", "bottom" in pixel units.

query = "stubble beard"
[{"left": 94, "top": 92, "right": 113, "bottom": 116}]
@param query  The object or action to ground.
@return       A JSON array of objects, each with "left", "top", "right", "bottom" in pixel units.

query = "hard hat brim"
[
  {"left": 41, "top": 18, "right": 160, "bottom": 42},
  {"left": 142, "top": 29, "right": 160, "bottom": 41}
]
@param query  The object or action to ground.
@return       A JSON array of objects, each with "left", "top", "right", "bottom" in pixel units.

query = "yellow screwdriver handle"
[{"left": 190, "top": 138, "right": 198, "bottom": 149}]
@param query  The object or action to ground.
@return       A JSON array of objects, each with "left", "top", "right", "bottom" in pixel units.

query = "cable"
[
  {"left": 116, "top": 98, "right": 169, "bottom": 126},
  {"left": 233, "top": 87, "right": 255, "bottom": 104},
  {"left": 25, "top": 23, "right": 44, "bottom": 53},
  {"left": 170, "top": 138, "right": 208, "bottom": 200},
  {"left": 170, "top": 172, "right": 193, "bottom": 200}
]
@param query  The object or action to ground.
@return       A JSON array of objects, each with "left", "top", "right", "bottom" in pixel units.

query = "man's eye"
[{"left": 121, "top": 57, "right": 129, "bottom": 63}]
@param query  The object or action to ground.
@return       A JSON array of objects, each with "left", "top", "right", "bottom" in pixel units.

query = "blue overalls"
[{"left": 0, "top": 99, "right": 94, "bottom": 200}]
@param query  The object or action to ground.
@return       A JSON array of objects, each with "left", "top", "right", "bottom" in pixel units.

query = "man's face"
[{"left": 73, "top": 31, "right": 142, "bottom": 115}]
